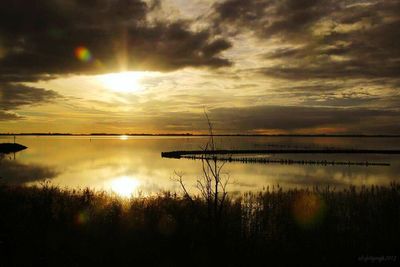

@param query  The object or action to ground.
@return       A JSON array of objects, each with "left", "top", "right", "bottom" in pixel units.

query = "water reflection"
[
  {"left": 108, "top": 175, "right": 140, "bottom": 197},
  {"left": 119, "top": 135, "right": 128, "bottom": 140},
  {"left": 0, "top": 136, "right": 399, "bottom": 195},
  {"left": 0, "top": 154, "right": 58, "bottom": 184}
]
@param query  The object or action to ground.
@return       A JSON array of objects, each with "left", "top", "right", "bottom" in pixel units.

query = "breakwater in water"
[
  {"left": 161, "top": 149, "right": 398, "bottom": 167},
  {"left": 180, "top": 155, "right": 390, "bottom": 166},
  {"left": 161, "top": 149, "right": 400, "bottom": 158}
]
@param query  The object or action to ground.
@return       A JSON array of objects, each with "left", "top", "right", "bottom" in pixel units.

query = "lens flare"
[
  {"left": 75, "top": 46, "right": 92, "bottom": 62},
  {"left": 76, "top": 210, "right": 90, "bottom": 225},
  {"left": 292, "top": 192, "right": 326, "bottom": 229}
]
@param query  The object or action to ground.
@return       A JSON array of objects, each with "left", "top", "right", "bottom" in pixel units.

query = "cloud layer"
[
  {"left": 0, "top": 83, "right": 61, "bottom": 110},
  {"left": 214, "top": 0, "right": 400, "bottom": 80},
  {"left": 0, "top": 0, "right": 231, "bottom": 83},
  {"left": 1, "top": 0, "right": 399, "bottom": 134}
]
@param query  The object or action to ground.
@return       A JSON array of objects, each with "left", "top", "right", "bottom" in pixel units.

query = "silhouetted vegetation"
[
  {"left": 172, "top": 111, "right": 231, "bottom": 231},
  {"left": 0, "top": 183, "right": 399, "bottom": 266}
]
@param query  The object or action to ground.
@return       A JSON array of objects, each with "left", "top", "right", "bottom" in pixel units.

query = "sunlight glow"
[
  {"left": 109, "top": 176, "right": 140, "bottom": 198},
  {"left": 98, "top": 71, "right": 149, "bottom": 93}
]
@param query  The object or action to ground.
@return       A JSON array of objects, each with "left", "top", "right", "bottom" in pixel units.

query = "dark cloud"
[
  {"left": 0, "top": 83, "right": 61, "bottom": 110},
  {"left": 214, "top": 0, "right": 400, "bottom": 80},
  {"left": 93, "top": 105, "right": 400, "bottom": 134},
  {"left": 0, "top": 0, "right": 232, "bottom": 82},
  {"left": 208, "top": 105, "right": 400, "bottom": 133},
  {"left": 214, "top": 0, "right": 334, "bottom": 37}
]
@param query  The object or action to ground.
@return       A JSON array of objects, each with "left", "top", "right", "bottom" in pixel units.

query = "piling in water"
[
  {"left": 161, "top": 149, "right": 400, "bottom": 159},
  {"left": 180, "top": 155, "right": 390, "bottom": 167}
]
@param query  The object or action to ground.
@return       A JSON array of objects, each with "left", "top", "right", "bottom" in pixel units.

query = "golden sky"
[{"left": 1, "top": 0, "right": 400, "bottom": 134}]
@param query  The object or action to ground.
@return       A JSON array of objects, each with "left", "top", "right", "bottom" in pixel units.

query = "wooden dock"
[
  {"left": 161, "top": 149, "right": 400, "bottom": 159},
  {"left": 160, "top": 149, "right": 398, "bottom": 167}
]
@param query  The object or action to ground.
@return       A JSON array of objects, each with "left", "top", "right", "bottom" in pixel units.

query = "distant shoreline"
[{"left": 0, "top": 133, "right": 400, "bottom": 138}]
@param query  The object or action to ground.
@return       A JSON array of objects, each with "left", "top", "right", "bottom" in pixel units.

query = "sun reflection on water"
[
  {"left": 109, "top": 176, "right": 140, "bottom": 198},
  {"left": 119, "top": 135, "right": 128, "bottom": 140}
]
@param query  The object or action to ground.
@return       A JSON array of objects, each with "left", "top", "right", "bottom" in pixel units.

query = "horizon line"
[{"left": 1, "top": 133, "right": 400, "bottom": 137}]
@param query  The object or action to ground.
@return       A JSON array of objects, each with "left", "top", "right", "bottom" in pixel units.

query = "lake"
[{"left": 1, "top": 135, "right": 400, "bottom": 197}]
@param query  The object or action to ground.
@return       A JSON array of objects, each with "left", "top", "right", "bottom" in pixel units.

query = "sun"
[
  {"left": 109, "top": 176, "right": 141, "bottom": 198},
  {"left": 98, "top": 71, "right": 147, "bottom": 93}
]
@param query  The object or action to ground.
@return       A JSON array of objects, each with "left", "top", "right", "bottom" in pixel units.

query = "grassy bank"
[{"left": 0, "top": 183, "right": 399, "bottom": 266}]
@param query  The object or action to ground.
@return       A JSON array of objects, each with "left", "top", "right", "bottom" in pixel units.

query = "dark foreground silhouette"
[{"left": 0, "top": 184, "right": 399, "bottom": 266}]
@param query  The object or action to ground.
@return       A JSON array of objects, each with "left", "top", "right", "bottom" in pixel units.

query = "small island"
[{"left": 0, "top": 143, "right": 27, "bottom": 154}]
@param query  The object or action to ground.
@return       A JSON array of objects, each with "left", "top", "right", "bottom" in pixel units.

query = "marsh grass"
[{"left": 0, "top": 183, "right": 399, "bottom": 266}]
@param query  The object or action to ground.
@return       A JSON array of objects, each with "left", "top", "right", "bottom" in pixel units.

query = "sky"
[{"left": 0, "top": 0, "right": 399, "bottom": 134}]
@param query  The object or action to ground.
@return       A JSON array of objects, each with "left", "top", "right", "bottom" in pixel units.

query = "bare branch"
[
  {"left": 172, "top": 170, "right": 194, "bottom": 203},
  {"left": 172, "top": 110, "right": 231, "bottom": 229}
]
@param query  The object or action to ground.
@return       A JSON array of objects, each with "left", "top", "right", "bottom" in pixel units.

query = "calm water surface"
[{"left": 1, "top": 136, "right": 400, "bottom": 196}]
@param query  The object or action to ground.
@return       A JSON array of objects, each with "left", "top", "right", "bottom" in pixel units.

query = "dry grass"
[{"left": 0, "top": 183, "right": 399, "bottom": 266}]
